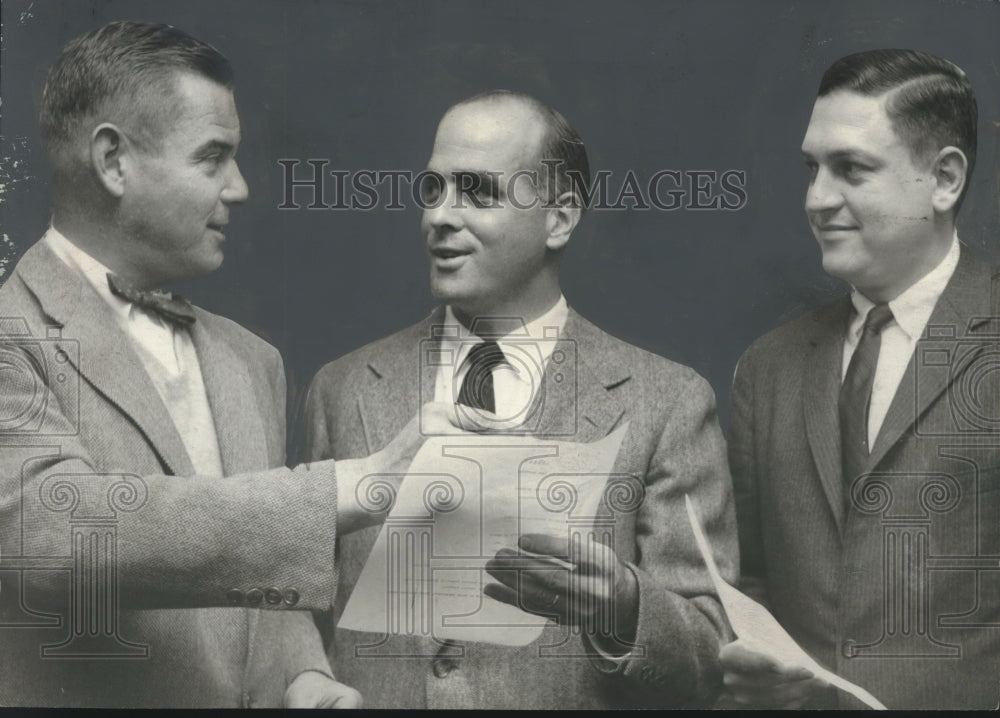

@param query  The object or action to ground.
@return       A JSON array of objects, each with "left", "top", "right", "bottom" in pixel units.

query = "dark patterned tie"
[
  {"left": 457, "top": 341, "right": 506, "bottom": 412},
  {"left": 107, "top": 274, "right": 196, "bottom": 327},
  {"left": 839, "top": 303, "right": 894, "bottom": 504}
]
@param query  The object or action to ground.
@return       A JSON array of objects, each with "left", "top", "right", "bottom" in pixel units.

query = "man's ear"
[
  {"left": 930, "top": 146, "right": 968, "bottom": 215},
  {"left": 544, "top": 191, "right": 583, "bottom": 252},
  {"left": 90, "top": 123, "right": 129, "bottom": 199}
]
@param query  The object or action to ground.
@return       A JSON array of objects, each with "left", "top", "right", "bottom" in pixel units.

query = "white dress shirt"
[
  {"left": 44, "top": 227, "right": 224, "bottom": 476},
  {"left": 434, "top": 296, "right": 569, "bottom": 422},
  {"left": 842, "top": 235, "right": 960, "bottom": 447}
]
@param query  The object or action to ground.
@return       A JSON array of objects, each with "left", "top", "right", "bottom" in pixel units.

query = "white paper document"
[
  {"left": 339, "top": 425, "right": 629, "bottom": 646},
  {"left": 684, "top": 495, "right": 887, "bottom": 710}
]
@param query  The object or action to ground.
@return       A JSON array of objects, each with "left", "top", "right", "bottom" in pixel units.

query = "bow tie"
[{"left": 106, "top": 274, "right": 196, "bottom": 327}]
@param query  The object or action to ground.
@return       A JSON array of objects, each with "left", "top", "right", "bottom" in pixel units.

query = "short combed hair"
[
  {"left": 818, "top": 49, "right": 977, "bottom": 209},
  {"left": 40, "top": 21, "right": 233, "bottom": 156},
  {"left": 454, "top": 90, "right": 591, "bottom": 211}
]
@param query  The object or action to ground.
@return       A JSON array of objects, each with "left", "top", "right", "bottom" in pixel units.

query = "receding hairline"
[
  {"left": 442, "top": 93, "right": 549, "bottom": 132},
  {"left": 439, "top": 94, "right": 556, "bottom": 161},
  {"left": 436, "top": 90, "right": 591, "bottom": 207},
  {"left": 449, "top": 90, "right": 548, "bottom": 115}
]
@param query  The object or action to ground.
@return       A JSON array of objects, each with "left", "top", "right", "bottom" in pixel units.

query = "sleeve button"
[
  {"left": 432, "top": 658, "right": 457, "bottom": 678},
  {"left": 246, "top": 588, "right": 264, "bottom": 606},
  {"left": 283, "top": 588, "right": 301, "bottom": 606}
]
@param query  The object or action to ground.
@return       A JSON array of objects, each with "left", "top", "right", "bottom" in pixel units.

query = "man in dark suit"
[
  {"left": 721, "top": 49, "right": 999, "bottom": 709},
  {"left": 301, "top": 90, "right": 738, "bottom": 709},
  {"left": 0, "top": 21, "right": 452, "bottom": 708}
]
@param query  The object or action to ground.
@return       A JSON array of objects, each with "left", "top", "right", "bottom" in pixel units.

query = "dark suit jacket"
[
  {"left": 301, "top": 306, "right": 738, "bottom": 709},
  {"left": 730, "top": 249, "right": 1000, "bottom": 709},
  {"left": 0, "top": 240, "right": 341, "bottom": 707}
]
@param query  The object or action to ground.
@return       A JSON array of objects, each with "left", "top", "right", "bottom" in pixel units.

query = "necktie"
[
  {"left": 457, "top": 341, "right": 505, "bottom": 412},
  {"left": 107, "top": 274, "right": 196, "bottom": 327},
  {"left": 839, "top": 303, "right": 894, "bottom": 502}
]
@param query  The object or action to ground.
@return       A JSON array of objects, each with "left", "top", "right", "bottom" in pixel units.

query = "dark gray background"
[{"left": 2, "top": 0, "right": 998, "bottom": 438}]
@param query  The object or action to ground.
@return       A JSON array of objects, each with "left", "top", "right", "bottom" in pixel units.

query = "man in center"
[{"left": 300, "top": 90, "right": 737, "bottom": 709}]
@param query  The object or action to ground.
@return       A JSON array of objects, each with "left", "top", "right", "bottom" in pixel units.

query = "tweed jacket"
[
  {"left": 0, "top": 239, "right": 341, "bottom": 707},
  {"left": 301, "top": 306, "right": 738, "bottom": 709}
]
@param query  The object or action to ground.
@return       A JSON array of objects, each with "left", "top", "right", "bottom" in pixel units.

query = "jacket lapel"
[
  {"left": 802, "top": 298, "right": 852, "bottom": 534},
  {"left": 358, "top": 310, "right": 442, "bottom": 452},
  {"left": 535, "top": 309, "right": 627, "bottom": 443},
  {"left": 190, "top": 315, "right": 268, "bottom": 474},
  {"left": 17, "top": 240, "right": 194, "bottom": 476},
  {"left": 358, "top": 308, "right": 626, "bottom": 448},
  {"left": 867, "top": 251, "right": 994, "bottom": 468}
]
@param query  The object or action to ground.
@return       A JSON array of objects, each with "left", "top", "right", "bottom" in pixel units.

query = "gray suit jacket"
[
  {"left": 301, "top": 307, "right": 738, "bottom": 709},
  {"left": 730, "top": 249, "right": 1000, "bottom": 709},
  {"left": 0, "top": 240, "right": 340, "bottom": 707}
]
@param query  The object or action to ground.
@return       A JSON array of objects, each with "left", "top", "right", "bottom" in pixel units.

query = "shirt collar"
[
  {"left": 443, "top": 296, "right": 568, "bottom": 340},
  {"left": 43, "top": 226, "right": 134, "bottom": 323},
  {"left": 442, "top": 295, "right": 569, "bottom": 370},
  {"left": 849, "top": 233, "right": 960, "bottom": 341}
]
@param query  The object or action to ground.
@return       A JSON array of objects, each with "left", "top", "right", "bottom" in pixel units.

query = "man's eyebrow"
[
  {"left": 195, "top": 139, "right": 237, "bottom": 155},
  {"left": 829, "top": 149, "right": 880, "bottom": 163},
  {"left": 801, "top": 148, "right": 880, "bottom": 164},
  {"left": 452, "top": 170, "right": 502, "bottom": 189}
]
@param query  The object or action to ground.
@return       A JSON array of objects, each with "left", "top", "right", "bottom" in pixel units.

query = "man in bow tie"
[
  {"left": 0, "top": 20, "right": 458, "bottom": 708},
  {"left": 300, "top": 90, "right": 738, "bottom": 709},
  {"left": 721, "top": 49, "right": 999, "bottom": 710}
]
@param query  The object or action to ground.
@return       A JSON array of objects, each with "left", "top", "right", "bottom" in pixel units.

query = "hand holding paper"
[
  {"left": 338, "top": 426, "right": 629, "bottom": 646},
  {"left": 719, "top": 639, "right": 830, "bottom": 709},
  {"left": 684, "top": 495, "right": 886, "bottom": 710},
  {"left": 484, "top": 531, "right": 639, "bottom": 652},
  {"left": 284, "top": 673, "right": 363, "bottom": 709}
]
